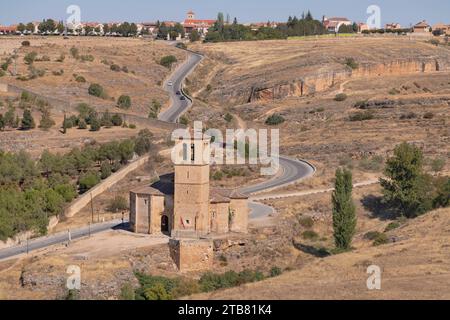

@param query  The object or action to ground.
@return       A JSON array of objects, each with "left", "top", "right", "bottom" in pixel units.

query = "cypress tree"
[{"left": 332, "top": 168, "right": 356, "bottom": 251}]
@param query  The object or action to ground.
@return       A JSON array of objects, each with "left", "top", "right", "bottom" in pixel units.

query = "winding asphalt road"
[
  {"left": 159, "top": 49, "right": 316, "bottom": 220},
  {"left": 159, "top": 49, "right": 316, "bottom": 196}
]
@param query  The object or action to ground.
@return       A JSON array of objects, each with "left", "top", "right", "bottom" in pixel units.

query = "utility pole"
[
  {"left": 26, "top": 236, "right": 29, "bottom": 254},
  {"left": 90, "top": 193, "right": 94, "bottom": 223}
]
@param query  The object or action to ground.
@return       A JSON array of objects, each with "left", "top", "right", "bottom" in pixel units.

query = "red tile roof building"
[{"left": 182, "top": 11, "right": 216, "bottom": 35}]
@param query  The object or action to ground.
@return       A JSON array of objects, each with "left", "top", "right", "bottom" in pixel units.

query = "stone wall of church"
[
  {"left": 229, "top": 199, "right": 249, "bottom": 234},
  {"left": 209, "top": 202, "right": 230, "bottom": 234}
]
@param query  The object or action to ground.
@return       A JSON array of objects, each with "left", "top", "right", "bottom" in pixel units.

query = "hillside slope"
[{"left": 189, "top": 207, "right": 450, "bottom": 300}]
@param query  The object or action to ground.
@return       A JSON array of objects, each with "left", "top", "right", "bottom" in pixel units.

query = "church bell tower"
[{"left": 172, "top": 129, "right": 211, "bottom": 237}]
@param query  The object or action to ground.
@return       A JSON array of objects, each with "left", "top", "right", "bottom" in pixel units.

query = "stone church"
[{"left": 129, "top": 132, "right": 249, "bottom": 238}]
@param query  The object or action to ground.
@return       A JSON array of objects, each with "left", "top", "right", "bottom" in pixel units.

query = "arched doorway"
[{"left": 161, "top": 215, "right": 169, "bottom": 234}]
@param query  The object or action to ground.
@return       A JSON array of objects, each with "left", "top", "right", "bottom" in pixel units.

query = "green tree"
[
  {"left": 78, "top": 172, "right": 100, "bottom": 194},
  {"left": 134, "top": 129, "right": 153, "bottom": 156},
  {"left": 111, "top": 114, "right": 123, "bottom": 126},
  {"left": 332, "top": 168, "right": 356, "bottom": 251},
  {"left": 88, "top": 83, "right": 105, "bottom": 98},
  {"left": 117, "top": 95, "right": 131, "bottom": 109},
  {"left": 189, "top": 30, "right": 201, "bottom": 42},
  {"left": 100, "top": 161, "right": 112, "bottom": 179},
  {"left": 21, "top": 109, "right": 36, "bottom": 130},
  {"left": 38, "top": 109, "right": 55, "bottom": 130},
  {"left": 159, "top": 55, "right": 177, "bottom": 68},
  {"left": 118, "top": 139, "right": 135, "bottom": 164},
  {"left": 100, "top": 110, "right": 113, "bottom": 127},
  {"left": 380, "top": 143, "right": 434, "bottom": 218},
  {"left": 90, "top": 117, "right": 101, "bottom": 132}
]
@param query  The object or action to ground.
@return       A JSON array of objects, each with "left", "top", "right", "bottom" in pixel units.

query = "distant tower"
[
  {"left": 187, "top": 10, "right": 195, "bottom": 20},
  {"left": 172, "top": 130, "right": 211, "bottom": 237}
]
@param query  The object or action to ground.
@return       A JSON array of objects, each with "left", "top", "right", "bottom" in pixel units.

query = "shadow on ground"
[
  {"left": 361, "top": 195, "right": 398, "bottom": 221},
  {"left": 292, "top": 240, "right": 331, "bottom": 258}
]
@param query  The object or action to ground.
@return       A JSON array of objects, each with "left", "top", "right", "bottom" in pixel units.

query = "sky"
[{"left": 1, "top": 0, "right": 449, "bottom": 26}]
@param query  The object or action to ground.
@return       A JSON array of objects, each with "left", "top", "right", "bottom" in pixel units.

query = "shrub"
[
  {"left": 423, "top": 112, "right": 434, "bottom": 119},
  {"left": 117, "top": 95, "right": 132, "bottom": 109},
  {"left": 52, "top": 69, "right": 64, "bottom": 76},
  {"left": 265, "top": 114, "right": 285, "bottom": 125},
  {"left": 349, "top": 111, "right": 374, "bottom": 121},
  {"left": 110, "top": 64, "right": 121, "bottom": 72},
  {"left": 78, "top": 172, "right": 100, "bottom": 193},
  {"left": 70, "top": 47, "right": 79, "bottom": 59},
  {"left": 21, "top": 40, "right": 31, "bottom": 47},
  {"left": 90, "top": 117, "right": 101, "bottom": 131},
  {"left": 21, "top": 109, "right": 35, "bottom": 130},
  {"left": 359, "top": 155, "right": 384, "bottom": 172},
  {"left": 38, "top": 110, "right": 55, "bottom": 130},
  {"left": 129, "top": 124, "right": 136, "bottom": 129},
  {"left": 384, "top": 222, "right": 401, "bottom": 232},
  {"left": 24, "top": 51, "right": 38, "bottom": 65},
  {"left": 111, "top": 114, "right": 123, "bottom": 126},
  {"left": 212, "top": 171, "right": 223, "bottom": 181},
  {"left": 120, "top": 283, "right": 135, "bottom": 301},
  {"left": 224, "top": 113, "right": 233, "bottom": 123},
  {"left": 100, "top": 162, "right": 112, "bottom": 179},
  {"left": 179, "top": 115, "right": 189, "bottom": 126},
  {"left": 75, "top": 75, "right": 86, "bottom": 83},
  {"left": 88, "top": 83, "right": 104, "bottom": 98},
  {"left": 80, "top": 55, "right": 94, "bottom": 62},
  {"left": 302, "top": 230, "right": 319, "bottom": 241},
  {"left": 78, "top": 119, "right": 87, "bottom": 130},
  {"left": 298, "top": 216, "right": 314, "bottom": 228},
  {"left": 344, "top": 57, "right": 358, "bottom": 69},
  {"left": 0, "top": 70, "right": 5, "bottom": 77},
  {"left": 400, "top": 112, "right": 417, "bottom": 120},
  {"left": 430, "top": 157, "right": 446, "bottom": 173},
  {"left": 373, "top": 233, "right": 389, "bottom": 246},
  {"left": 334, "top": 93, "right": 348, "bottom": 101},
  {"left": 270, "top": 267, "right": 283, "bottom": 278},
  {"left": 56, "top": 53, "right": 65, "bottom": 62},
  {"left": 159, "top": 55, "right": 177, "bottom": 68}
]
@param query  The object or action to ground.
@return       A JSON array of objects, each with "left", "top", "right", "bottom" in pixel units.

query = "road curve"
[
  {"left": 0, "top": 220, "right": 126, "bottom": 261},
  {"left": 160, "top": 49, "right": 316, "bottom": 196},
  {"left": 158, "top": 53, "right": 203, "bottom": 123}
]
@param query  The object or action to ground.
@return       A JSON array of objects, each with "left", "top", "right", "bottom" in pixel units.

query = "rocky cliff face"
[{"left": 249, "top": 58, "right": 446, "bottom": 103}]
